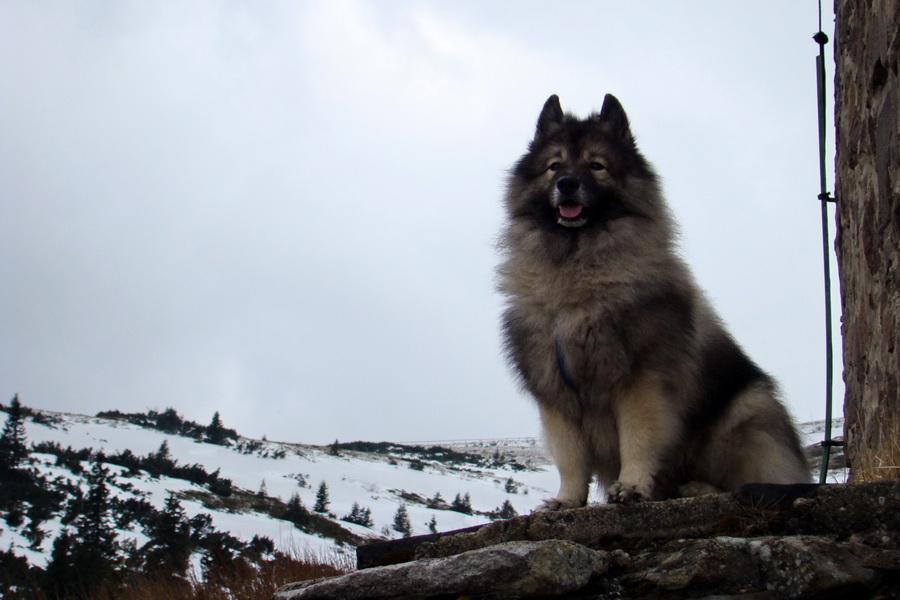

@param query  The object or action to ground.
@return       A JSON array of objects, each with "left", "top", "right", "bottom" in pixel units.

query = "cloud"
[
  {"left": 1, "top": 1, "right": 840, "bottom": 444},
  {"left": 299, "top": 0, "right": 533, "bottom": 136}
]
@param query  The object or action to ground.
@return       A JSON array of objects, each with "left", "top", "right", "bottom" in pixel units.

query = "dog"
[{"left": 497, "top": 94, "right": 809, "bottom": 508}]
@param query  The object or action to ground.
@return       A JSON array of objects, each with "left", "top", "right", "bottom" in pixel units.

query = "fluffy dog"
[{"left": 497, "top": 94, "right": 809, "bottom": 508}]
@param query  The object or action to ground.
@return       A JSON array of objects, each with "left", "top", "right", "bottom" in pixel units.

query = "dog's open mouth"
[{"left": 557, "top": 203, "right": 586, "bottom": 228}]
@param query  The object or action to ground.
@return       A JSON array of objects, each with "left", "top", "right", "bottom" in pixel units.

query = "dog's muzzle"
[{"left": 555, "top": 176, "right": 586, "bottom": 228}]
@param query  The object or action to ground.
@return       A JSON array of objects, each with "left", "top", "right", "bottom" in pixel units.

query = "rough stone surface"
[
  {"left": 834, "top": 0, "right": 900, "bottom": 479},
  {"left": 754, "top": 535, "right": 882, "bottom": 597},
  {"left": 607, "top": 532, "right": 900, "bottom": 599},
  {"left": 276, "top": 482, "right": 900, "bottom": 599},
  {"left": 786, "top": 479, "right": 900, "bottom": 534},
  {"left": 411, "top": 492, "right": 743, "bottom": 561},
  {"left": 273, "top": 540, "right": 603, "bottom": 600},
  {"left": 630, "top": 537, "right": 761, "bottom": 593}
]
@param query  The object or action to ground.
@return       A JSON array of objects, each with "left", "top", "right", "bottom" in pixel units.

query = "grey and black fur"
[{"left": 497, "top": 94, "right": 809, "bottom": 508}]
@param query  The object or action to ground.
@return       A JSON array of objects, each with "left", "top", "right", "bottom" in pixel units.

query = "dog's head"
[{"left": 505, "top": 94, "right": 660, "bottom": 235}]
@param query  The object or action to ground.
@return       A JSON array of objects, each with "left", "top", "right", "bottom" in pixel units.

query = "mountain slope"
[{"left": 1, "top": 407, "right": 558, "bottom": 573}]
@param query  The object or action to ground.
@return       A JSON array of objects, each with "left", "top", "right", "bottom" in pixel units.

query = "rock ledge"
[{"left": 274, "top": 481, "right": 900, "bottom": 599}]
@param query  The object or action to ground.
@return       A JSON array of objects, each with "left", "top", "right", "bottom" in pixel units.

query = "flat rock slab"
[
  {"left": 413, "top": 491, "right": 744, "bottom": 562},
  {"left": 357, "top": 492, "right": 743, "bottom": 569},
  {"left": 357, "top": 481, "right": 900, "bottom": 569},
  {"left": 356, "top": 524, "right": 483, "bottom": 569},
  {"left": 274, "top": 539, "right": 606, "bottom": 600}
]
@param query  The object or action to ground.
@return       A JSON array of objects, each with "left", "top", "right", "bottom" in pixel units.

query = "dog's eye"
[
  {"left": 548, "top": 162, "right": 561, "bottom": 172},
  {"left": 589, "top": 162, "right": 606, "bottom": 171}
]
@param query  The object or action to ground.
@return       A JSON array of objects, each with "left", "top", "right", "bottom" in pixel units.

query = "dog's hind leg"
[
  {"left": 537, "top": 404, "right": 592, "bottom": 511},
  {"left": 694, "top": 383, "right": 811, "bottom": 491}
]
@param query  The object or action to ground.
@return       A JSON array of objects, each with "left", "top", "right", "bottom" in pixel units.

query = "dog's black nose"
[{"left": 556, "top": 176, "right": 580, "bottom": 195}]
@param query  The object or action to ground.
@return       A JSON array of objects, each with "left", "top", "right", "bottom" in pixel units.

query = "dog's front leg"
[
  {"left": 608, "top": 373, "right": 681, "bottom": 503},
  {"left": 537, "top": 404, "right": 592, "bottom": 511}
]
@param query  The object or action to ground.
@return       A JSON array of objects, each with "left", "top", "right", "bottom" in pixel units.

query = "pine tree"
[
  {"left": 327, "top": 439, "right": 341, "bottom": 456},
  {"left": 43, "top": 530, "right": 78, "bottom": 598},
  {"left": 427, "top": 491, "right": 445, "bottom": 508},
  {"left": 207, "top": 467, "right": 233, "bottom": 497},
  {"left": 64, "top": 460, "right": 121, "bottom": 595},
  {"left": 343, "top": 502, "right": 374, "bottom": 527},
  {"left": 0, "top": 546, "right": 33, "bottom": 598},
  {"left": 451, "top": 492, "right": 473, "bottom": 514},
  {"left": 0, "top": 395, "right": 29, "bottom": 477},
  {"left": 157, "top": 440, "right": 172, "bottom": 461},
  {"left": 249, "top": 534, "right": 275, "bottom": 556},
  {"left": 141, "top": 494, "right": 192, "bottom": 577},
  {"left": 343, "top": 502, "right": 362, "bottom": 524},
  {"left": 427, "top": 515, "right": 438, "bottom": 534},
  {"left": 146, "top": 440, "right": 176, "bottom": 477},
  {"left": 313, "top": 481, "right": 330, "bottom": 513},
  {"left": 156, "top": 407, "right": 182, "bottom": 433},
  {"left": 495, "top": 499, "right": 518, "bottom": 520},
  {"left": 258, "top": 480, "right": 268, "bottom": 497},
  {"left": 77, "top": 461, "right": 119, "bottom": 555},
  {"left": 284, "top": 493, "right": 308, "bottom": 525},
  {"left": 392, "top": 504, "right": 412, "bottom": 538},
  {"left": 206, "top": 411, "right": 227, "bottom": 445}
]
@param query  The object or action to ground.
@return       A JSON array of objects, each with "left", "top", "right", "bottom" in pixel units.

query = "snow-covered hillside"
[
  {"left": 0, "top": 406, "right": 844, "bottom": 574},
  {"left": 1, "top": 408, "right": 558, "bottom": 569}
]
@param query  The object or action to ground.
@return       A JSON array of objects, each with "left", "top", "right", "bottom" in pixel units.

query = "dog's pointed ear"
[
  {"left": 535, "top": 95, "right": 563, "bottom": 140},
  {"left": 597, "top": 94, "right": 633, "bottom": 142}
]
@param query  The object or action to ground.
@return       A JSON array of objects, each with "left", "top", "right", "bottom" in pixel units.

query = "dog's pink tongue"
[{"left": 559, "top": 204, "right": 583, "bottom": 219}]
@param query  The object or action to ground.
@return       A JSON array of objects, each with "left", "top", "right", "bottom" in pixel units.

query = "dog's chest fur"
[{"left": 501, "top": 259, "right": 643, "bottom": 403}]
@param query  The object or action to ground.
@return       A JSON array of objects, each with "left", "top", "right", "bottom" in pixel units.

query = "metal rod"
[{"left": 813, "top": 28, "right": 835, "bottom": 484}]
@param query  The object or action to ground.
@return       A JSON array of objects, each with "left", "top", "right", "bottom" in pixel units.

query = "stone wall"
[
  {"left": 834, "top": 0, "right": 900, "bottom": 479},
  {"left": 274, "top": 481, "right": 900, "bottom": 599}
]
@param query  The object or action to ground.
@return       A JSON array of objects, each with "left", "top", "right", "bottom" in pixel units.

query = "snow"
[
  {"left": 1, "top": 409, "right": 845, "bottom": 569},
  {"left": 2, "top": 410, "right": 559, "bottom": 567}
]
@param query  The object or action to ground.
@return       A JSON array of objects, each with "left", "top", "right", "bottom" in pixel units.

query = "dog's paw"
[
  {"left": 534, "top": 497, "right": 584, "bottom": 512},
  {"left": 606, "top": 480, "right": 650, "bottom": 504},
  {"left": 678, "top": 480, "right": 721, "bottom": 498}
]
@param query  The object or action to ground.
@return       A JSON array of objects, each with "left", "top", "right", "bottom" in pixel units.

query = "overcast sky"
[{"left": 1, "top": 1, "right": 841, "bottom": 446}]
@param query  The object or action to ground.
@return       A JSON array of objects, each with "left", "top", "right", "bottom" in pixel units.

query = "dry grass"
[
  {"left": 89, "top": 546, "right": 353, "bottom": 600},
  {"left": 849, "top": 407, "right": 900, "bottom": 482},
  {"left": 717, "top": 505, "right": 784, "bottom": 537}
]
